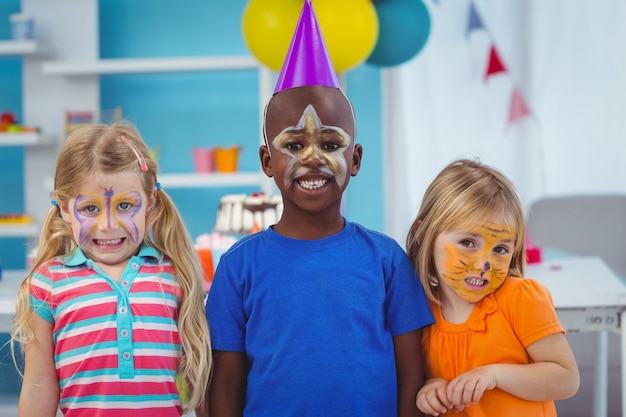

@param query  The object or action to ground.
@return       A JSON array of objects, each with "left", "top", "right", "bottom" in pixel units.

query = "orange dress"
[{"left": 422, "top": 277, "right": 565, "bottom": 417}]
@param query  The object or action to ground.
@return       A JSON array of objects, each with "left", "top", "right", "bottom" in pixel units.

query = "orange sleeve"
[{"left": 496, "top": 277, "right": 565, "bottom": 348}]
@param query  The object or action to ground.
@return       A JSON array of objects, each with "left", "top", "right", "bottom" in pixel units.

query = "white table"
[
  {"left": 0, "top": 270, "right": 24, "bottom": 334},
  {"left": 527, "top": 256, "right": 626, "bottom": 417}
]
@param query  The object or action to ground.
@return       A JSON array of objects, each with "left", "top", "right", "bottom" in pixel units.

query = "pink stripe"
[
  {"left": 63, "top": 381, "right": 179, "bottom": 397},
  {"left": 62, "top": 407, "right": 181, "bottom": 417}
]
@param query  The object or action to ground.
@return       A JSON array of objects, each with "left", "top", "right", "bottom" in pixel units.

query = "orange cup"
[
  {"left": 196, "top": 248, "right": 214, "bottom": 282},
  {"left": 214, "top": 146, "right": 240, "bottom": 173}
]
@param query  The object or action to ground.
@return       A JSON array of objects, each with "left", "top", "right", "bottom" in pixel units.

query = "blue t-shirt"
[{"left": 207, "top": 221, "right": 434, "bottom": 417}]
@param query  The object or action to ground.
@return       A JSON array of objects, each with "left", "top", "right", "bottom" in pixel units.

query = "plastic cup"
[
  {"left": 214, "top": 146, "right": 240, "bottom": 173},
  {"left": 192, "top": 147, "right": 215, "bottom": 173},
  {"left": 196, "top": 248, "right": 214, "bottom": 282},
  {"left": 10, "top": 14, "right": 34, "bottom": 40}
]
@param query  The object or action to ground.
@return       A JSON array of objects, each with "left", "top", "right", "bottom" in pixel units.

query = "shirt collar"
[{"left": 63, "top": 243, "right": 160, "bottom": 267}]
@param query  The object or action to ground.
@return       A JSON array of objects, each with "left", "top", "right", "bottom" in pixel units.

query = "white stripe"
[
  {"left": 65, "top": 400, "right": 180, "bottom": 409},
  {"left": 64, "top": 374, "right": 175, "bottom": 388},
  {"left": 134, "top": 348, "right": 180, "bottom": 358},
  {"left": 56, "top": 347, "right": 118, "bottom": 368},
  {"left": 56, "top": 321, "right": 117, "bottom": 341}
]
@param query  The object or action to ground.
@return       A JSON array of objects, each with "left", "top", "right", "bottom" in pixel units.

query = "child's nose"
[
  {"left": 474, "top": 255, "right": 492, "bottom": 274},
  {"left": 301, "top": 145, "right": 326, "bottom": 167},
  {"left": 98, "top": 212, "right": 119, "bottom": 231}
]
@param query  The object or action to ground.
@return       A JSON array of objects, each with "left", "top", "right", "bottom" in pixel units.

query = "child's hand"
[
  {"left": 445, "top": 365, "right": 497, "bottom": 411},
  {"left": 416, "top": 378, "right": 452, "bottom": 416}
]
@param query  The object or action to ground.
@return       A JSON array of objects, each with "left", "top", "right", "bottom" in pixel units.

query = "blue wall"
[
  {"left": 0, "top": 1, "right": 26, "bottom": 271},
  {"left": 0, "top": 0, "right": 383, "bottom": 269}
]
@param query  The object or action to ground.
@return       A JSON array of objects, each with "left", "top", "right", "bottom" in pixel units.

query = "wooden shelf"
[
  {"left": 158, "top": 172, "right": 268, "bottom": 189},
  {"left": 0, "top": 40, "right": 40, "bottom": 56},
  {"left": 0, "top": 132, "right": 51, "bottom": 146},
  {"left": 42, "top": 55, "right": 260, "bottom": 76}
]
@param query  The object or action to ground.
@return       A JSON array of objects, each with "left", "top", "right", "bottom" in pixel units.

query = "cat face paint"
[
  {"left": 434, "top": 222, "right": 516, "bottom": 303},
  {"left": 272, "top": 104, "right": 351, "bottom": 189}
]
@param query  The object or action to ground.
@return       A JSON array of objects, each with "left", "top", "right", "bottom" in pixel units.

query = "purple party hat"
[{"left": 273, "top": 0, "right": 340, "bottom": 95}]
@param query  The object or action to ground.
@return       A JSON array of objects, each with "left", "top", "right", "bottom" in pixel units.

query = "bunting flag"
[
  {"left": 507, "top": 87, "right": 530, "bottom": 123},
  {"left": 466, "top": 2, "right": 484, "bottom": 38},
  {"left": 464, "top": 1, "right": 531, "bottom": 125},
  {"left": 484, "top": 46, "right": 506, "bottom": 80}
]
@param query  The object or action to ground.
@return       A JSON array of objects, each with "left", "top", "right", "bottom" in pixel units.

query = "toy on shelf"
[
  {"left": 0, "top": 111, "right": 37, "bottom": 133},
  {"left": 65, "top": 107, "right": 122, "bottom": 136},
  {"left": 0, "top": 213, "right": 33, "bottom": 224}
]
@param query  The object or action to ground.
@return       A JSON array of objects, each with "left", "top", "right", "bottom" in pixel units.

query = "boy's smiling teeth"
[
  {"left": 95, "top": 238, "right": 123, "bottom": 245},
  {"left": 299, "top": 179, "right": 327, "bottom": 189}
]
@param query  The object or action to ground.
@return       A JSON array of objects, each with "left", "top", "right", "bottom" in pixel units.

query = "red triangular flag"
[
  {"left": 484, "top": 45, "right": 506, "bottom": 80},
  {"left": 508, "top": 87, "right": 530, "bottom": 124}
]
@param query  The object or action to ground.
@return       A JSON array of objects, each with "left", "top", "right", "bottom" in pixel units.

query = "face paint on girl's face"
[
  {"left": 272, "top": 104, "right": 351, "bottom": 189},
  {"left": 434, "top": 222, "right": 516, "bottom": 303},
  {"left": 73, "top": 188, "right": 143, "bottom": 246}
]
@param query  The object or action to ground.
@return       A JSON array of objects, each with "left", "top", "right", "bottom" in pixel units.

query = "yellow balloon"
[
  {"left": 242, "top": 0, "right": 302, "bottom": 72},
  {"left": 242, "top": 0, "right": 379, "bottom": 74},
  {"left": 314, "top": 0, "right": 379, "bottom": 73}
]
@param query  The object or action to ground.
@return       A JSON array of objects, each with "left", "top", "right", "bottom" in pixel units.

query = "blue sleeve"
[
  {"left": 30, "top": 270, "right": 54, "bottom": 323},
  {"left": 384, "top": 244, "right": 434, "bottom": 336},
  {"left": 206, "top": 252, "right": 246, "bottom": 352}
]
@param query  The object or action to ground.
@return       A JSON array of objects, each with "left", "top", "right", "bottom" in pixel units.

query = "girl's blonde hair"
[
  {"left": 406, "top": 159, "right": 527, "bottom": 304},
  {"left": 11, "top": 122, "right": 211, "bottom": 412}
]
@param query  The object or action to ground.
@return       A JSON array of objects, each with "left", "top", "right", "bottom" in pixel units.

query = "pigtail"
[{"left": 147, "top": 188, "right": 212, "bottom": 413}]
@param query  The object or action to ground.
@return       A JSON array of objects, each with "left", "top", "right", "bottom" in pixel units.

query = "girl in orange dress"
[{"left": 406, "top": 159, "right": 580, "bottom": 417}]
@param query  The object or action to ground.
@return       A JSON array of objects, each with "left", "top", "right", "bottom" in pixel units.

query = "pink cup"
[{"left": 193, "top": 147, "right": 215, "bottom": 173}]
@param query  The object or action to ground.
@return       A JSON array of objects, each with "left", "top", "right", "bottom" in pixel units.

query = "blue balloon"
[{"left": 367, "top": 0, "right": 431, "bottom": 67}]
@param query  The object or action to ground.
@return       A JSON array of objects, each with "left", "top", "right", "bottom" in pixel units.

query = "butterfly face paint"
[
  {"left": 73, "top": 188, "right": 143, "bottom": 246},
  {"left": 434, "top": 222, "right": 516, "bottom": 303},
  {"left": 272, "top": 104, "right": 351, "bottom": 189}
]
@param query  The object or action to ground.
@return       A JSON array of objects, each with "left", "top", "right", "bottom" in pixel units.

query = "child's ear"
[
  {"left": 59, "top": 205, "right": 70, "bottom": 221},
  {"left": 350, "top": 143, "right": 363, "bottom": 176},
  {"left": 259, "top": 144, "right": 273, "bottom": 177},
  {"left": 149, "top": 190, "right": 157, "bottom": 210}
]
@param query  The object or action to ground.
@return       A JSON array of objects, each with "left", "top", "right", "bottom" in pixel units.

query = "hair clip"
[
  {"left": 156, "top": 182, "right": 162, "bottom": 191},
  {"left": 121, "top": 134, "right": 148, "bottom": 172},
  {"left": 51, "top": 200, "right": 59, "bottom": 207}
]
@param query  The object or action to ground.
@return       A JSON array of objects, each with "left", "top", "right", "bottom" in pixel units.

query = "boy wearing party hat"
[{"left": 205, "top": 1, "right": 433, "bottom": 416}]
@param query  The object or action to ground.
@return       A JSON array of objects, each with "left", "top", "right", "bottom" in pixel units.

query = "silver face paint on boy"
[{"left": 272, "top": 104, "right": 351, "bottom": 189}]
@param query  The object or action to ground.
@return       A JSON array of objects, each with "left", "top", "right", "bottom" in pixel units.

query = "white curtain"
[{"left": 383, "top": 0, "right": 626, "bottom": 244}]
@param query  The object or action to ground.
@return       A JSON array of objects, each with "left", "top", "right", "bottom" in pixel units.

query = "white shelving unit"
[
  {"left": 39, "top": 53, "right": 276, "bottom": 193},
  {"left": 42, "top": 55, "right": 259, "bottom": 75},
  {"left": 0, "top": 40, "right": 49, "bottom": 250},
  {"left": 0, "top": 39, "right": 40, "bottom": 56},
  {"left": 0, "top": 0, "right": 276, "bottom": 279},
  {"left": 158, "top": 172, "right": 269, "bottom": 189},
  {"left": 0, "top": 134, "right": 50, "bottom": 239}
]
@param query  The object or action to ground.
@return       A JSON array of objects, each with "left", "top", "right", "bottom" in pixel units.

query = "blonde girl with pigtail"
[
  {"left": 406, "top": 159, "right": 579, "bottom": 416},
  {"left": 11, "top": 122, "right": 211, "bottom": 417}
]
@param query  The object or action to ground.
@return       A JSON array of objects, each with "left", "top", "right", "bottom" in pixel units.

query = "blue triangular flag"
[{"left": 466, "top": 2, "right": 484, "bottom": 38}]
